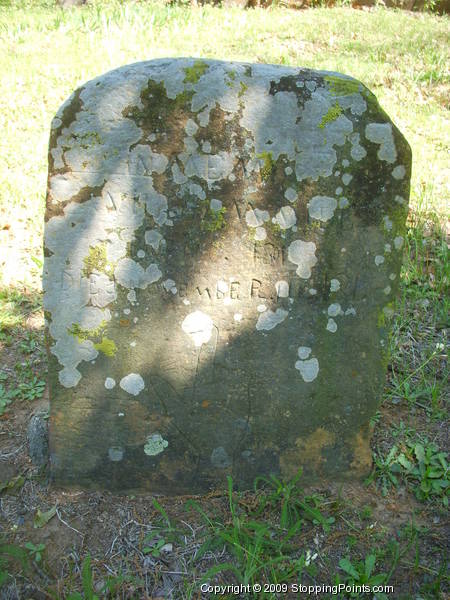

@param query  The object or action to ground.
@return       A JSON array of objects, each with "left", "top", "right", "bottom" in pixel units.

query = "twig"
[
  {"left": 56, "top": 507, "right": 84, "bottom": 538},
  {"left": 0, "top": 444, "right": 25, "bottom": 460}
]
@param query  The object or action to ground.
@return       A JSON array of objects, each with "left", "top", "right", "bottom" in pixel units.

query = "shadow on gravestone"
[{"left": 43, "top": 58, "right": 411, "bottom": 494}]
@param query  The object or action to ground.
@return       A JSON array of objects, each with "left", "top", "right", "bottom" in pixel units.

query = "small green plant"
[
  {"left": 142, "top": 537, "right": 168, "bottom": 558},
  {"left": 254, "top": 468, "right": 305, "bottom": 529},
  {"left": 24, "top": 542, "right": 45, "bottom": 563},
  {"left": 67, "top": 554, "right": 99, "bottom": 600},
  {"left": 397, "top": 440, "right": 449, "bottom": 505},
  {"left": 336, "top": 553, "right": 388, "bottom": 596},
  {"left": 255, "top": 470, "right": 335, "bottom": 532},
  {"left": 18, "top": 332, "right": 40, "bottom": 355},
  {"left": 367, "top": 446, "right": 402, "bottom": 496},
  {"left": 142, "top": 497, "right": 183, "bottom": 555},
  {"left": 0, "top": 543, "right": 29, "bottom": 589},
  {"left": 369, "top": 435, "right": 449, "bottom": 505},
  {"left": 0, "top": 384, "right": 18, "bottom": 415},
  {"left": 17, "top": 376, "right": 45, "bottom": 402}
]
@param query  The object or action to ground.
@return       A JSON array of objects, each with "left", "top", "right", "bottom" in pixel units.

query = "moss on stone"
[
  {"left": 94, "top": 336, "right": 117, "bottom": 357},
  {"left": 183, "top": 60, "right": 209, "bottom": 84},
  {"left": 318, "top": 102, "right": 343, "bottom": 129},
  {"left": 200, "top": 201, "right": 227, "bottom": 232},
  {"left": 68, "top": 320, "right": 108, "bottom": 343},
  {"left": 82, "top": 244, "right": 108, "bottom": 278},
  {"left": 324, "top": 75, "right": 380, "bottom": 112},
  {"left": 257, "top": 151, "right": 274, "bottom": 181},
  {"left": 73, "top": 131, "right": 102, "bottom": 148},
  {"left": 124, "top": 80, "right": 194, "bottom": 131},
  {"left": 238, "top": 81, "right": 248, "bottom": 98},
  {"left": 324, "top": 75, "right": 361, "bottom": 96}
]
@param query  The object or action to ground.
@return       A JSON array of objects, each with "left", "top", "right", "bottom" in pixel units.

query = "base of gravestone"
[{"left": 27, "top": 410, "right": 49, "bottom": 469}]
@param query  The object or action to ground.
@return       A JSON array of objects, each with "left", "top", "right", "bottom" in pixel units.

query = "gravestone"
[{"left": 44, "top": 58, "right": 410, "bottom": 493}]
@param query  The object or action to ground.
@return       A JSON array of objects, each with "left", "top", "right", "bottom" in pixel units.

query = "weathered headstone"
[{"left": 44, "top": 59, "right": 410, "bottom": 493}]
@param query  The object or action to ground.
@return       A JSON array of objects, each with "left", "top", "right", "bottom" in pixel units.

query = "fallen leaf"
[{"left": 34, "top": 505, "right": 57, "bottom": 528}]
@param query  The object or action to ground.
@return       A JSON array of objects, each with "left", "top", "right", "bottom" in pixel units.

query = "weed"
[
  {"left": 0, "top": 543, "right": 29, "bottom": 589},
  {"left": 369, "top": 434, "right": 449, "bottom": 505},
  {"left": 397, "top": 439, "right": 449, "bottom": 505},
  {"left": 17, "top": 376, "right": 45, "bottom": 402},
  {"left": 24, "top": 542, "right": 45, "bottom": 563},
  {"left": 255, "top": 470, "right": 335, "bottom": 532},
  {"left": 67, "top": 555, "right": 99, "bottom": 600},
  {"left": 336, "top": 553, "right": 388, "bottom": 595},
  {"left": 367, "top": 446, "right": 402, "bottom": 496},
  {"left": 0, "top": 384, "right": 18, "bottom": 415},
  {"left": 188, "top": 476, "right": 303, "bottom": 591}
]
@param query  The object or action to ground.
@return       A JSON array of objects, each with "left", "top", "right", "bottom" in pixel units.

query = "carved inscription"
[
  {"left": 254, "top": 243, "right": 285, "bottom": 266},
  {"left": 175, "top": 277, "right": 315, "bottom": 304}
]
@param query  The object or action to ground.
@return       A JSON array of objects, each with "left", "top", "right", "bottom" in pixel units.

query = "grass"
[{"left": 0, "top": 1, "right": 448, "bottom": 598}]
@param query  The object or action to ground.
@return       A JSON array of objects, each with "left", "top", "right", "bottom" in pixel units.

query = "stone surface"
[
  {"left": 28, "top": 413, "right": 49, "bottom": 468},
  {"left": 44, "top": 58, "right": 411, "bottom": 493}
]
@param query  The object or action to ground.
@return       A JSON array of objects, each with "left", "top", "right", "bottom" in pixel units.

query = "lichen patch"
[
  {"left": 144, "top": 433, "right": 168, "bottom": 456},
  {"left": 287, "top": 240, "right": 317, "bottom": 279},
  {"left": 295, "top": 357, "right": 319, "bottom": 382},
  {"left": 256, "top": 308, "right": 288, "bottom": 331},
  {"left": 119, "top": 373, "right": 145, "bottom": 396},
  {"left": 308, "top": 196, "right": 337, "bottom": 222},
  {"left": 365, "top": 122, "right": 397, "bottom": 163}
]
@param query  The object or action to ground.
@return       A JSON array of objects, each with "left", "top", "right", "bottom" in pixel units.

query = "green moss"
[
  {"left": 183, "top": 60, "right": 209, "bottom": 84},
  {"left": 200, "top": 201, "right": 227, "bottom": 232},
  {"left": 261, "top": 220, "right": 288, "bottom": 246},
  {"left": 68, "top": 320, "right": 108, "bottom": 343},
  {"left": 257, "top": 151, "right": 274, "bottom": 181},
  {"left": 318, "top": 102, "right": 343, "bottom": 129},
  {"left": 94, "top": 336, "right": 117, "bottom": 357},
  {"left": 238, "top": 81, "right": 248, "bottom": 98},
  {"left": 266, "top": 220, "right": 281, "bottom": 235},
  {"left": 82, "top": 244, "right": 108, "bottom": 278},
  {"left": 125, "top": 80, "right": 194, "bottom": 130},
  {"left": 324, "top": 75, "right": 362, "bottom": 96},
  {"left": 324, "top": 75, "right": 380, "bottom": 111}
]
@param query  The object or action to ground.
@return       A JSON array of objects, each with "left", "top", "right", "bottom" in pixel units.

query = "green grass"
[{"left": 0, "top": 2, "right": 448, "bottom": 276}]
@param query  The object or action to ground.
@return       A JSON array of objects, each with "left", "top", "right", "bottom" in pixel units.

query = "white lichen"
[
  {"left": 326, "top": 318, "right": 337, "bottom": 333},
  {"left": 297, "top": 346, "right": 311, "bottom": 359},
  {"left": 144, "top": 433, "right": 168, "bottom": 456},
  {"left": 295, "top": 358, "right": 319, "bottom": 382},
  {"left": 308, "top": 196, "right": 337, "bottom": 222},
  {"left": 287, "top": 240, "right": 317, "bottom": 279},
  {"left": 365, "top": 122, "right": 397, "bottom": 163},
  {"left": 104, "top": 377, "right": 116, "bottom": 389},
  {"left": 256, "top": 308, "right": 288, "bottom": 331},
  {"left": 245, "top": 208, "right": 270, "bottom": 228},
  {"left": 120, "top": 373, "right": 145, "bottom": 396},
  {"left": 330, "top": 279, "right": 340, "bottom": 292},
  {"left": 273, "top": 206, "right": 296, "bottom": 229},
  {"left": 275, "top": 280, "right": 289, "bottom": 298}
]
